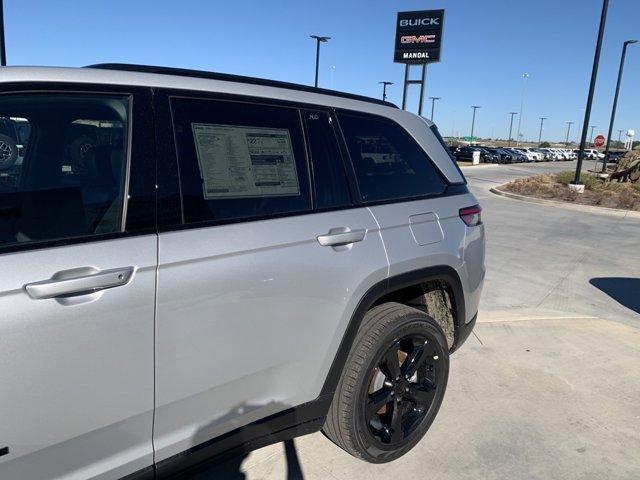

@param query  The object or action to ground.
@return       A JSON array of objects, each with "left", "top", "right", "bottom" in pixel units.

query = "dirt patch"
[{"left": 500, "top": 172, "right": 640, "bottom": 211}]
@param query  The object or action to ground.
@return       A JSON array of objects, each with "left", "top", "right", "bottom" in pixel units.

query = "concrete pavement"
[{"left": 199, "top": 161, "right": 640, "bottom": 480}]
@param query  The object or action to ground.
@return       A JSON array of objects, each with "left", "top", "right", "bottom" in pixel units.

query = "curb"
[
  {"left": 489, "top": 186, "right": 640, "bottom": 220},
  {"left": 459, "top": 163, "right": 499, "bottom": 169}
]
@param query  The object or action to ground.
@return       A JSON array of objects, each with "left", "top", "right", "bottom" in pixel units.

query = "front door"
[{"left": 0, "top": 89, "right": 156, "bottom": 479}]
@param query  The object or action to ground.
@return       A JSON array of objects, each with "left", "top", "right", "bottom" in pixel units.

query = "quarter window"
[
  {"left": 0, "top": 94, "right": 130, "bottom": 248},
  {"left": 338, "top": 112, "right": 447, "bottom": 202},
  {"left": 171, "top": 98, "right": 311, "bottom": 224}
]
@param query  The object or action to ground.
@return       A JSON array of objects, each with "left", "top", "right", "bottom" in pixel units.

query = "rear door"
[
  {"left": 0, "top": 87, "right": 157, "bottom": 479},
  {"left": 152, "top": 93, "right": 388, "bottom": 466}
]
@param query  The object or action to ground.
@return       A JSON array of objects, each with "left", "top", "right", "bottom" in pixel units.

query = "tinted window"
[
  {"left": 0, "top": 94, "right": 129, "bottom": 248},
  {"left": 303, "top": 110, "right": 351, "bottom": 209},
  {"left": 171, "top": 98, "right": 311, "bottom": 224},
  {"left": 338, "top": 113, "right": 447, "bottom": 202}
]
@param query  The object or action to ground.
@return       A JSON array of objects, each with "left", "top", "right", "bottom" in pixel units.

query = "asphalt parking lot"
[{"left": 200, "top": 160, "right": 640, "bottom": 480}]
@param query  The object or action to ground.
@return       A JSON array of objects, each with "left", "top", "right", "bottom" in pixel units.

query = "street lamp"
[
  {"left": 507, "top": 112, "right": 518, "bottom": 146},
  {"left": 310, "top": 35, "right": 330, "bottom": 88},
  {"left": 516, "top": 73, "right": 529, "bottom": 146},
  {"left": 618, "top": 129, "right": 624, "bottom": 144},
  {"left": 0, "top": 0, "right": 6, "bottom": 66},
  {"left": 538, "top": 117, "right": 547, "bottom": 144},
  {"left": 565, "top": 121, "right": 574, "bottom": 145},
  {"left": 589, "top": 125, "right": 597, "bottom": 144},
  {"left": 379, "top": 81, "right": 393, "bottom": 101},
  {"left": 602, "top": 39, "right": 638, "bottom": 172},
  {"left": 428, "top": 96, "right": 441, "bottom": 121},
  {"left": 470, "top": 106, "right": 481, "bottom": 145},
  {"left": 573, "top": 0, "right": 609, "bottom": 187}
]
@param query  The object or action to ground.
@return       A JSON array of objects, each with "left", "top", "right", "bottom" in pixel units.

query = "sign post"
[{"left": 394, "top": 9, "right": 444, "bottom": 115}]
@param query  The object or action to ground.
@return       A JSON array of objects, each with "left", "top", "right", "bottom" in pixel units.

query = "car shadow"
[
  {"left": 589, "top": 277, "right": 640, "bottom": 314},
  {"left": 183, "top": 401, "right": 305, "bottom": 479}
]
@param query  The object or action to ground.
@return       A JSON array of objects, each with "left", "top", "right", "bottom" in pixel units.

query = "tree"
[{"left": 539, "top": 141, "right": 551, "bottom": 148}]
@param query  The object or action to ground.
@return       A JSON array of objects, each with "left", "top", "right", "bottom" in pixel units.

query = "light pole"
[
  {"left": 0, "top": 0, "right": 6, "bottom": 66},
  {"left": 573, "top": 0, "right": 609, "bottom": 187},
  {"left": 379, "top": 81, "right": 393, "bottom": 101},
  {"left": 538, "top": 117, "right": 547, "bottom": 144},
  {"left": 470, "top": 106, "right": 481, "bottom": 145},
  {"left": 589, "top": 125, "right": 597, "bottom": 144},
  {"left": 428, "top": 96, "right": 441, "bottom": 121},
  {"left": 310, "top": 35, "right": 330, "bottom": 88},
  {"left": 516, "top": 73, "right": 529, "bottom": 146},
  {"left": 565, "top": 121, "right": 574, "bottom": 145},
  {"left": 618, "top": 129, "right": 624, "bottom": 145},
  {"left": 508, "top": 112, "right": 518, "bottom": 146},
  {"left": 602, "top": 39, "right": 638, "bottom": 172}
]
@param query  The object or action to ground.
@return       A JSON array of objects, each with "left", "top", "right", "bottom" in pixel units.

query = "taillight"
[{"left": 459, "top": 204, "right": 482, "bottom": 226}]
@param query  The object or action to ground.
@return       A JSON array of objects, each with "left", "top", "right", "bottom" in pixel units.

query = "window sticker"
[{"left": 191, "top": 123, "right": 300, "bottom": 199}]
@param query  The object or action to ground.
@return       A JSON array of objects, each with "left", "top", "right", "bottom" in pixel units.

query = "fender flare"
[{"left": 320, "top": 265, "right": 467, "bottom": 397}]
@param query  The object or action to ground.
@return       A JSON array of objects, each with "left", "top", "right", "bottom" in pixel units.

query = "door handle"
[
  {"left": 317, "top": 228, "right": 366, "bottom": 247},
  {"left": 25, "top": 266, "right": 135, "bottom": 300}
]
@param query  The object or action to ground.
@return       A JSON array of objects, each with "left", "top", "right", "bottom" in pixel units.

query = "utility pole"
[
  {"left": 617, "top": 129, "right": 624, "bottom": 145},
  {"left": 516, "top": 73, "right": 529, "bottom": 146},
  {"left": 470, "top": 106, "right": 481, "bottom": 145},
  {"left": 603, "top": 39, "right": 638, "bottom": 172},
  {"left": 589, "top": 125, "right": 597, "bottom": 144},
  {"left": 310, "top": 35, "right": 330, "bottom": 88},
  {"left": 0, "top": 0, "right": 6, "bottom": 66},
  {"left": 508, "top": 112, "right": 518, "bottom": 146},
  {"left": 538, "top": 117, "right": 547, "bottom": 144},
  {"left": 379, "top": 81, "right": 393, "bottom": 101},
  {"left": 428, "top": 96, "right": 441, "bottom": 121},
  {"left": 565, "top": 121, "right": 574, "bottom": 145},
  {"left": 573, "top": 0, "right": 609, "bottom": 187}
]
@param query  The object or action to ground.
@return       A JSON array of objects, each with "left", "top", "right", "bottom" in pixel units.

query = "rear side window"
[
  {"left": 0, "top": 94, "right": 129, "bottom": 248},
  {"left": 171, "top": 98, "right": 311, "bottom": 224},
  {"left": 338, "top": 112, "right": 446, "bottom": 202},
  {"left": 302, "top": 110, "right": 351, "bottom": 210}
]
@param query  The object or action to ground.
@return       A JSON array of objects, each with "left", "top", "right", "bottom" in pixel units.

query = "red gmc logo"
[{"left": 400, "top": 35, "right": 436, "bottom": 44}]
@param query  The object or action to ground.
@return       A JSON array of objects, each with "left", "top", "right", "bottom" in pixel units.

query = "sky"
[{"left": 2, "top": 0, "right": 639, "bottom": 143}]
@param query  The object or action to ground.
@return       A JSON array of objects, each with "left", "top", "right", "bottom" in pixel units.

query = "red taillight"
[{"left": 459, "top": 204, "right": 482, "bottom": 227}]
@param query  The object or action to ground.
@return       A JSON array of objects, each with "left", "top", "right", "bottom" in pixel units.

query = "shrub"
[{"left": 539, "top": 141, "right": 551, "bottom": 148}]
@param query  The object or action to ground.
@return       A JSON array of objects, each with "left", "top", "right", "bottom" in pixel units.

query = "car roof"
[{"left": 0, "top": 64, "right": 465, "bottom": 184}]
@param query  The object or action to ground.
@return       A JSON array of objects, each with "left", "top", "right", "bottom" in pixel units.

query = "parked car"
[
  {"left": 504, "top": 148, "right": 528, "bottom": 163},
  {"left": 0, "top": 64, "right": 485, "bottom": 479},
  {"left": 516, "top": 147, "right": 544, "bottom": 161},
  {"left": 482, "top": 147, "right": 513, "bottom": 164},
  {"left": 453, "top": 146, "right": 487, "bottom": 162},
  {"left": 473, "top": 146, "right": 500, "bottom": 163}
]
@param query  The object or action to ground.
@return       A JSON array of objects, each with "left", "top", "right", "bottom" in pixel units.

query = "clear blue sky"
[{"left": 3, "top": 0, "right": 639, "bottom": 143}]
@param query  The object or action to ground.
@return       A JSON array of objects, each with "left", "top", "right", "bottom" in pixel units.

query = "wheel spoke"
[
  {"left": 366, "top": 387, "right": 393, "bottom": 417},
  {"left": 401, "top": 344, "right": 428, "bottom": 378},
  {"left": 404, "top": 382, "right": 436, "bottom": 406},
  {"left": 389, "top": 399, "right": 404, "bottom": 443},
  {"left": 379, "top": 345, "right": 401, "bottom": 381}
]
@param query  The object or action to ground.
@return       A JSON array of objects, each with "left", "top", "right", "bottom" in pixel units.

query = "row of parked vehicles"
[{"left": 449, "top": 145, "right": 622, "bottom": 164}]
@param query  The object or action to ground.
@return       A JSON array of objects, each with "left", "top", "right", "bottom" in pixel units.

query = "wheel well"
[{"left": 373, "top": 280, "right": 458, "bottom": 349}]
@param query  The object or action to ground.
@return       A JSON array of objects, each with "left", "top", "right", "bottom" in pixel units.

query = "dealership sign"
[{"left": 394, "top": 9, "right": 445, "bottom": 64}]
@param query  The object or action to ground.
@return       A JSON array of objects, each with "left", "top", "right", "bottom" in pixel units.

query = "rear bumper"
[{"left": 451, "top": 312, "right": 477, "bottom": 353}]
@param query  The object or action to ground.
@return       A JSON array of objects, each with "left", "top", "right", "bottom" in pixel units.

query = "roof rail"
[{"left": 85, "top": 63, "right": 398, "bottom": 108}]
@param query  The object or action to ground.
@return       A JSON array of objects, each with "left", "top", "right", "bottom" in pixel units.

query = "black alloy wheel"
[{"left": 364, "top": 334, "right": 443, "bottom": 446}]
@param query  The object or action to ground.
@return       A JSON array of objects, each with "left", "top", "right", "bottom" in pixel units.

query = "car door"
[
  {"left": 0, "top": 87, "right": 157, "bottom": 480},
  {"left": 151, "top": 93, "right": 388, "bottom": 466}
]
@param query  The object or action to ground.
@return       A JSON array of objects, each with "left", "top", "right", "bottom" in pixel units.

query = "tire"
[
  {"left": 323, "top": 302, "right": 449, "bottom": 463},
  {"left": 0, "top": 134, "right": 18, "bottom": 170}
]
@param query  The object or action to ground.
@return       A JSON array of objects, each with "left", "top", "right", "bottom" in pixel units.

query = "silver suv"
[{"left": 0, "top": 64, "right": 485, "bottom": 479}]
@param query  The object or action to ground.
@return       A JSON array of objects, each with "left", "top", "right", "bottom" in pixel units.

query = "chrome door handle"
[
  {"left": 317, "top": 228, "right": 366, "bottom": 247},
  {"left": 25, "top": 267, "right": 135, "bottom": 300}
]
